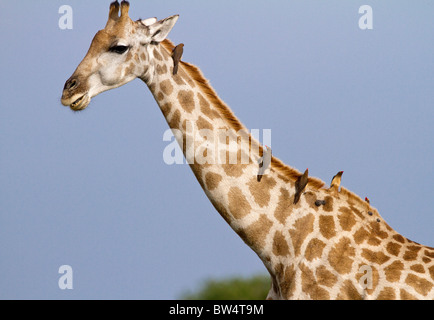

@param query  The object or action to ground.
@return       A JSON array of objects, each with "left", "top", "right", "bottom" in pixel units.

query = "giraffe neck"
[
  {"left": 142, "top": 39, "right": 285, "bottom": 263},
  {"left": 139, "top": 40, "right": 434, "bottom": 300}
]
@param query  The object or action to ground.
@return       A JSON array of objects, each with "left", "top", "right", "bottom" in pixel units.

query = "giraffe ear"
[
  {"left": 139, "top": 17, "right": 157, "bottom": 26},
  {"left": 146, "top": 15, "right": 179, "bottom": 43}
]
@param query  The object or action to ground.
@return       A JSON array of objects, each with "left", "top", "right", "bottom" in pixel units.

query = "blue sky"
[{"left": 0, "top": 1, "right": 433, "bottom": 299}]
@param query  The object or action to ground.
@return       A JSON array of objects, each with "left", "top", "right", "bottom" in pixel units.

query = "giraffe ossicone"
[{"left": 61, "top": 1, "right": 434, "bottom": 300}]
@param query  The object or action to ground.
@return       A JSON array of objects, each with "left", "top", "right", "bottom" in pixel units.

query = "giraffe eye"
[{"left": 109, "top": 45, "right": 129, "bottom": 54}]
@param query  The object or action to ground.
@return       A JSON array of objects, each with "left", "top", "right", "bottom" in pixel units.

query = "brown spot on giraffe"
[
  {"left": 410, "top": 264, "right": 425, "bottom": 274},
  {"left": 153, "top": 48, "right": 163, "bottom": 61},
  {"left": 328, "top": 237, "right": 355, "bottom": 274},
  {"left": 393, "top": 234, "right": 406, "bottom": 244},
  {"left": 384, "top": 260, "right": 404, "bottom": 282},
  {"left": 403, "top": 245, "right": 422, "bottom": 261},
  {"left": 274, "top": 187, "right": 292, "bottom": 225},
  {"left": 196, "top": 116, "right": 214, "bottom": 131},
  {"left": 400, "top": 289, "right": 417, "bottom": 300},
  {"left": 156, "top": 91, "right": 164, "bottom": 102},
  {"left": 160, "top": 102, "right": 172, "bottom": 118},
  {"left": 367, "top": 235, "right": 382, "bottom": 246},
  {"left": 272, "top": 231, "right": 290, "bottom": 257},
  {"left": 429, "top": 265, "right": 434, "bottom": 281},
  {"left": 322, "top": 196, "right": 334, "bottom": 212},
  {"left": 271, "top": 263, "right": 284, "bottom": 295},
  {"left": 227, "top": 187, "right": 251, "bottom": 219},
  {"left": 386, "top": 241, "right": 402, "bottom": 256},
  {"left": 315, "top": 266, "right": 337, "bottom": 288},
  {"left": 125, "top": 62, "right": 136, "bottom": 75},
  {"left": 148, "top": 83, "right": 156, "bottom": 92},
  {"left": 177, "top": 90, "right": 195, "bottom": 113},
  {"left": 377, "top": 287, "right": 396, "bottom": 300},
  {"left": 280, "top": 264, "right": 296, "bottom": 298},
  {"left": 361, "top": 248, "right": 391, "bottom": 265},
  {"left": 367, "top": 221, "right": 389, "bottom": 243},
  {"left": 336, "top": 280, "right": 362, "bottom": 300},
  {"left": 125, "top": 50, "right": 133, "bottom": 62},
  {"left": 248, "top": 175, "right": 277, "bottom": 208},
  {"left": 299, "top": 263, "right": 330, "bottom": 299},
  {"left": 305, "top": 238, "right": 326, "bottom": 261},
  {"left": 159, "top": 79, "right": 173, "bottom": 96},
  {"left": 204, "top": 172, "right": 222, "bottom": 191},
  {"left": 168, "top": 109, "right": 181, "bottom": 129},
  {"left": 354, "top": 226, "right": 370, "bottom": 245},
  {"left": 337, "top": 207, "right": 357, "bottom": 231},
  {"left": 288, "top": 213, "right": 315, "bottom": 257},
  {"left": 198, "top": 92, "right": 220, "bottom": 119},
  {"left": 196, "top": 146, "right": 209, "bottom": 163},
  {"left": 405, "top": 274, "right": 433, "bottom": 296},
  {"left": 156, "top": 63, "right": 168, "bottom": 75},
  {"left": 221, "top": 163, "right": 246, "bottom": 178},
  {"left": 422, "top": 257, "right": 432, "bottom": 264},
  {"left": 425, "top": 249, "right": 434, "bottom": 259},
  {"left": 238, "top": 214, "right": 273, "bottom": 253},
  {"left": 319, "top": 215, "right": 336, "bottom": 239}
]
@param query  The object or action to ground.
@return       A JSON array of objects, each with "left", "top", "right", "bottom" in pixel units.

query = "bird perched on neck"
[
  {"left": 330, "top": 170, "right": 344, "bottom": 190},
  {"left": 293, "top": 168, "right": 309, "bottom": 204},
  {"left": 257, "top": 145, "right": 272, "bottom": 182},
  {"left": 171, "top": 43, "right": 184, "bottom": 75}
]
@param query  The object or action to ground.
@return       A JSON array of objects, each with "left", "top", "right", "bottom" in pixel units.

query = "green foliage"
[{"left": 180, "top": 274, "right": 271, "bottom": 300}]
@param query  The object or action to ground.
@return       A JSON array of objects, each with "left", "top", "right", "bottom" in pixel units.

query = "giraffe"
[{"left": 60, "top": 1, "right": 434, "bottom": 299}]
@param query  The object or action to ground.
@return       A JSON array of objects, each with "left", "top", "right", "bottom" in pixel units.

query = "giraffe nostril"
[{"left": 64, "top": 78, "right": 79, "bottom": 91}]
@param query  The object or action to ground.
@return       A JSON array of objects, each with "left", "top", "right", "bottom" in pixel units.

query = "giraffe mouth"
[{"left": 70, "top": 94, "right": 90, "bottom": 111}]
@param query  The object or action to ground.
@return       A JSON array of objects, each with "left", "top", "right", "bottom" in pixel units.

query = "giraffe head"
[{"left": 61, "top": 1, "right": 178, "bottom": 111}]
